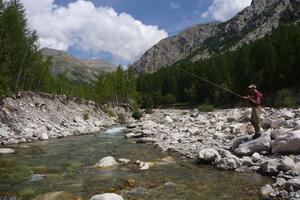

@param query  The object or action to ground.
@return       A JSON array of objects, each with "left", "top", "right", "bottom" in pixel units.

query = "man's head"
[{"left": 248, "top": 84, "right": 257, "bottom": 93}]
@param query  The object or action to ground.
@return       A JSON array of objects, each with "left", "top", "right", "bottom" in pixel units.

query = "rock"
[
  {"left": 188, "top": 128, "right": 199, "bottom": 135},
  {"left": 234, "top": 134, "right": 271, "bottom": 156},
  {"left": 231, "top": 123, "right": 254, "bottom": 135},
  {"left": 216, "top": 155, "right": 241, "bottom": 170},
  {"left": 271, "top": 118, "right": 285, "bottom": 129},
  {"left": 230, "top": 135, "right": 250, "bottom": 151},
  {"left": 118, "top": 158, "right": 130, "bottom": 164},
  {"left": 31, "top": 174, "right": 46, "bottom": 181},
  {"left": 260, "top": 184, "right": 275, "bottom": 200},
  {"left": 40, "top": 132, "right": 49, "bottom": 140},
  {"left": 34, "top": 191, "right": 74, "bottom": 200},
  {"left": 252, "top": 152, "right": 261, "bottom": 162},
  {"left": 163, "top": 115, "right": 173, "bottom": 124},
  {"left": 198, "top": 148, "right": 220, "bottom": 163},
  {"left": 241, "top": 156, "right": 253, "bottom": 166},
  {"left": 279, "top": 190, "right": 289, "bottom": 199},
  {"left": 271, "top": 128, "right": 293, "bottom": 140},
  {"left": 139, "top": 162, "right": 150, "bottom": 170},
  {"left": 285, "top": 177, "right": 300, "bottom": 191},
  {"left": 125, "top": 132, "right": 143, "bottom": 138},
  {"left": 260, "top": 159, "right": 280, "bottom": 175},
  {"left": 281, "top": 109, "right": 295, "bottom": 120},
  {"left": 272, "top": 129, "right": 300, "bottom": 154},
  {"left": 90, "top": 193, "right": 124, "bottom": 200},
  {"left": 227, "top": 110, "right": 242, "bottom": 122},
  {"left": 95, "top": 156, "right": 117, "bottom": 168},
  {"left": 0, "top": 148, "right": 14, "bottom": 154},
  {"left": 278, "top": 156, "right": 296, "bottom": 172},
  {"left": 33, "top": 126, "right": 49, "bottom": 140},
  {"left": 275, "top": 178, "right": 286, "bottom": 187}
]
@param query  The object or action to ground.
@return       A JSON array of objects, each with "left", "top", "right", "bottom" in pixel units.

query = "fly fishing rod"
[{"left": 174, "top": 66, "right": 244, "bottom": 98}]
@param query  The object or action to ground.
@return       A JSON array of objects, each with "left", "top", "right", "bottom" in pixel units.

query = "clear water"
[{"left": 0, "top": 128, "right": 271, "bottom": 200}]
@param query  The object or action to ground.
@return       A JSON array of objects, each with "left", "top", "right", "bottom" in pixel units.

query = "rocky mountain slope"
[
  {"left": 132, "top": 0, "right": 300, "bottom": 74},
  {"left": 41, "top": 48, "right": 117, "bottom": 83}
]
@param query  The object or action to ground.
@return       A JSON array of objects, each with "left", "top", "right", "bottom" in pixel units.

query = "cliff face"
[{"left": 132, "top": 0, "right": 300, "bottom": 74}]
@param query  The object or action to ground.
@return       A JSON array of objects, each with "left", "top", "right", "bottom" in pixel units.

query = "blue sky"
[{"left": 22, "top": 0, "right": 252, "bottom": 66}]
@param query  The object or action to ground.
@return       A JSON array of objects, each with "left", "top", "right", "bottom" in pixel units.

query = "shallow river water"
[{"left": 0, "top": 128, "right": 271, "bottom": 200}]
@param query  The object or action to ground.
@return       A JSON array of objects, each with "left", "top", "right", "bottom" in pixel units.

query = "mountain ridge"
[{"left": 132, "top": 0, "right": 300, "bottom": 74}]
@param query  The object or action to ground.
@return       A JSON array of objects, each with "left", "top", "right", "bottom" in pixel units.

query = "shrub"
[
  {"left": 144, "top": 108, "right": 154, "bottom": 114},
  {"left": 163, "top": 94, "right": 176, "bottom": 105},
  {"left": 132, "top": 109, "right": 143, "bottom": 120},
  {"left": 117, "top": 112, "right": 126, "bottom": 124},
  {"left": 275, "top": 89, "right": 296, "bottom": 108},
  {"left": 83, "top": 112, "right": 89, "bottom": 121},
  {"left": 102, "top": 105, "right": 115, "bottom": 117},
  {"left": 197, "top": 103, "right": 214, "bottom": 112}
]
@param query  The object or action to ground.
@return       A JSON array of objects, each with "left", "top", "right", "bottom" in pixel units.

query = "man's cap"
[{"left": 248, "top": 84, "right": 257, "bottom": 89}]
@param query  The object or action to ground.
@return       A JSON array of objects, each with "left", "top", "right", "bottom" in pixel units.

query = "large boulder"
[
  {"left": 260, "top": 159, "right": 280, "bottom": 175},
  {"left": 90, "top": 193, "right": 124, "bottom": 200},
  {"left": 280, "top": 109, "right": 295, "bottom": 120},
  {"left": 271, "top": 118, "right": 286, "bottom": 129},
  {"left": 284, "top": 176, "right": 300, "bottom": 191},
  {"left": 198, "top": 148, "right": 220, "bottom": 163},
  {"left": 95, "top": 156, "right": 117, "bottom": 168},
  {"left": 271, "top": 128, "right": 293, "bottom": 140},
  {"left": 234, "top": 134, "right": 271, "bottom": 156},
  {"left": 271, "top": 130, "right": 300, "bottom": 154}
]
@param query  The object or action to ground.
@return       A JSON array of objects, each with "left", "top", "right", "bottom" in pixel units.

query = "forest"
[{"left": 0, "top": 0, "right": 299, "bottom": 109}]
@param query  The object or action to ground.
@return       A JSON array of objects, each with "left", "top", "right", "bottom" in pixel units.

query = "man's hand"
[{"left": 242, "top": 96, "right": 250, "bottom": 100}]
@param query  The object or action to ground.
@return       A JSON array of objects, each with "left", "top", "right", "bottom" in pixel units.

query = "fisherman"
[{"left": 243, "top": 84, "right": 263, "bottom": 140}]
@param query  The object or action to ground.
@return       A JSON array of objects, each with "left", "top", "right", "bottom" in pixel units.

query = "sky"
[{"left": 21, "top": 0, "right": 252, "bottom": 66}]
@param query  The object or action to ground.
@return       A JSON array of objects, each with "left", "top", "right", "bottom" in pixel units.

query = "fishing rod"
[{"left": 174, "top": 66, "right": 244, "bottom": 98}]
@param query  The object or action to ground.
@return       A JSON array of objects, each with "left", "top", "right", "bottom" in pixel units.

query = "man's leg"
[{"left": 251, "top": 107, "right": 261, "bottom": 139}]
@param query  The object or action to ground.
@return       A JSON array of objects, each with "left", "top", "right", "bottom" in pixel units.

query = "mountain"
[
  {"left": 41, "top": 48, "right": 117, "bottom": 83},
  {"left": 132, "top": 0, "right": 300, "bottom": 74}
]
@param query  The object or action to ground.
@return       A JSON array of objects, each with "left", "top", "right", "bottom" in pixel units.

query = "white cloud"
[
  {"left": 201, "top": 0, "right": 252, "bottom": 22},
  {"left": 21, "top": 0, "right": 168, "bottom": 63},
  {"left": 170, "top": 2, "right": 180, "bottom": 10}
]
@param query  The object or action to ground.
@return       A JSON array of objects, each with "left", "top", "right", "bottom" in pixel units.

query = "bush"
[
  {"left": 102, "top": 105, "right": 115, "bottom": 117},
  {"left": 275, "top": 89, "right": 296, "bottom": 108},
  {"left": 83, "top": 112, "right": 89, "bottom": 121},
  {"left": 163, "top": 94, "right": 176, "bottom": 105},
  {"left": 197, "top": 104, "right": 214, "bottom": 112},
  {"left": 132, "top": 109, "right": 143, "bottom": 120},
  {"left": 144, "top": 108, "right": 154, "bottom": 114},
  {"left": 117, "top": 112, "right": 126, "bottom": 124}
]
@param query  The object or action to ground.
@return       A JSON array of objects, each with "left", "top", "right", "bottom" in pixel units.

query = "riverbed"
[{"left": 0, "top": 128, "right": 271, "bottom": 200}]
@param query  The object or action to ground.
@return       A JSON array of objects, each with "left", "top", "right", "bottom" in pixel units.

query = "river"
[{"left": 0, "top": 127, "right": 271, "bottom": 199}]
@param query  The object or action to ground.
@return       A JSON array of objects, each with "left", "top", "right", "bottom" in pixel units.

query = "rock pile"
[{"left": 125, "top": 107, "right": 300, "bottom": 199}]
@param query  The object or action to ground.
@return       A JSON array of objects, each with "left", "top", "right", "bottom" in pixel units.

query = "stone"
[
  {"left": 230, "top": 135, "right": 250, "bottom": 151},
  {"left": 234, "top": 134, "right": 271, "bottom": 156},
  {"left": 252, "top": 152, "right": 261, "bottom": 162},
  {"left": 275, "top": 178, "right": 286, "bottom": 187},
  {"left": 198, "top": 148, "right": 220, "bottom": 163},
  {"left": 271, "top": 118, "right": 286, "bottom": 129},
  {"left": 279, "top": 190, "right": 289, "bottom": 199},
  {"left": 118, "top": 158, "right": 130, "bottom": 164},
  {"left": 0, "top": 148, "right": 14, "bottom": 154},
  {"left": 241, "top": 156, "right": 253, "bottom": 166},
  {"left": 95, "top": 156, "right": 117, "bottom": 168},
  {"left": 31, "top": 174, "right": 46, "bottom": 181},
  {"left": 139, "top": 162, "right": 150, "bottom": 170},
  {"left": 272, "top": 130, "right": 300, "bottom": 154},
  {"left": 213, "top": 132, "right": 225, "bottom": 139},
  {"left": 163, "top": 115, "right": 173, "bottom": 124},
  {"left": 216, "top": 155, "right": 241, "bottom": 170},
  {"left": 285, "top": 177, "right": 300, "bottom": 191},
  {"left": 278, "top": 156, "right": 296, "bottom": 172},
  {"left": 260, "top": 184, "right": 275, "bottom": 200},
  {"left": 33, "top": 126, "right": 49, "bottom": 140},
  {"left": 227, "top": 110, "right": 242, "bottom": 122},
  {"left": 281, "top": 109, "right": 295, "bottom": 120},
  {"left": 90, "top": 193, "right": 124, "bottom": 200},
  {"left": 271, "top": 128, "right": 293, "bottom": 140},
  {"left": 188, "top": 128, "right": 199, "bottom": 135},
  {"left": 260, "top": 159, "right": 280, "bottom": 175}
]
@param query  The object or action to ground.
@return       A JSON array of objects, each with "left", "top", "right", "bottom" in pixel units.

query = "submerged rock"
[
  {"left": 95, "top": 156, "right": 117, "bottom": 168},
  {"left": 0, "top": 148, "right": 14, "bottom": 154},
  {"left": 90, "top": 193, "right": 124, "bottom": 200}
]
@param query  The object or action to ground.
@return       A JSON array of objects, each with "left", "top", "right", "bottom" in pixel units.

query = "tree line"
[{"left": 1, "top": 0, "right": 299, "bottom": 109}]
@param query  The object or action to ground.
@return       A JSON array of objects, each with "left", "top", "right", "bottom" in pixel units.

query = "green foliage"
[
  {"left": 117, "top": 112, "right": 126, "bottom": 124},
  {"left": 102, "top": 105, "right": 115, "bottom": 117},
  {"left": 275, "top": 89, "right": 296, "bottom": 108},
  {"left": 197, "top": 104, "right": 214, "bottom": 112},
  {"left": 83, "top": 112, "right": 89, "bottom": 121},
  {"left": 144, "top": 108, "right": 154, "bottom": 114},
  {"left": 132, "top": 109, "right": 143, "bottom": 120},
  {"left": 136, "top": 24, "right": 300, "bottom": 107}
]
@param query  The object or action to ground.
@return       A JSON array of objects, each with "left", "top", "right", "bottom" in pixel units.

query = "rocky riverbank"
[
  {"left": 0, "top": 91, "right": 131, "bottom": 146},
  {"left": 125, "top": 107, "right": 300, "bottom": 199}
]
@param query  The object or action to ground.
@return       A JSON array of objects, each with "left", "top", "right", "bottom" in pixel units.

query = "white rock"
[
  {"left": 216, "top": 155, "right": 241, "bottom": 170},
  {"left": 252, "top": 152, "right": 261, "bottom": 162},
  {"left": 118, "top": 158, "right": 130, "bottom": 164},
  {"left": 163, "top": 115, "right": 173, "bottom": 124},
  {"left": 260, "top": 184, "right": 275, "bottom": 200},
  {"left": 0, "top": 148, "right": 14, "bottom": 154},
  {"left": 40, "top": 132, "right": 49, "bottom": 140},
  {"left": 90, "top": 193, "right": 124, "bottom": 200},
  {"left": 272, "top": 129, "right": 300, "bottom": 154},
  {"left": 95, "top": 156, "right": 117, "bottom": 168},
  {"left": 188, "top": 128, "right": 199, "bottom": 135},
  {"left": 271, "top": 118, "right": 285, "bottom": 129},
  {"left": 227, "top": 110, "right": 242, "bottom": 122},
  {"left": 234, "top": 134, "right": 271, "bottom": 156},
  {"left": 271, "top": 128, "right": 293, "bottom": 140},
  {"left": 281, "top": 109, "right": 295, "bottom": 120},
  {"left": 139, "top": 162, "right": 150, "bottom": 170},
  {"left": 198, "top": 148, "right": 220, "bottom": 163}
]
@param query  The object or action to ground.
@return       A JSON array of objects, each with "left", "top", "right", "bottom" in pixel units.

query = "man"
[{"left": 243, "top": 84, "right": 263, "bottom": 139}]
